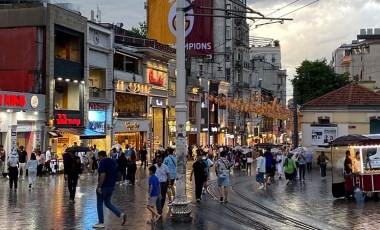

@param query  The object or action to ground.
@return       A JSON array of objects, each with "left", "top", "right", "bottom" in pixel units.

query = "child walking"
[{"left": 147, "top": 165, "right": 161, "bottom": 224}]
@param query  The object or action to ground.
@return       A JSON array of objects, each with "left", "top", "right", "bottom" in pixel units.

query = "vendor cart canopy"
[{"left": 330, "top": 134, "right": 380, "bottom": 147}]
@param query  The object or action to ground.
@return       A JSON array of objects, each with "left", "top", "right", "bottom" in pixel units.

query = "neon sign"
[
  {"left": 148, "top": 69, "right": 164, "bottom": 86},
  {"left": 56, "top": 114, "right": 81, "bottom": 126},
  {"left": 0, "top": 94, "right": 26, "bottom": 107}
]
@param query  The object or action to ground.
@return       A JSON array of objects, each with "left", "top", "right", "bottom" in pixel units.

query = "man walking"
[
  {"left": 163, "top": 148, "right": 176, "bottom": 204},
  {"left": 154, "top": 157, "right": 171, "bottom": 216},
  {"left": 93, "top": 151, "right": 126, "bottom": 228},
  {"left": 63, "top": 150, "right": 81, "bottom": 203},
  {"left": 190, "top": 155, "right": 206, "bottom": 203},
  {"left": 139, "top": 145, "right": 148, "bottom": 170},
  {"left": 18, "top": 146, "right": 27, "bottom": 178},
  {"left": 45, "top": 146, "right": 53, "bottom": 175},
  {"left": 306, "top": 150, "right": 313, "bottom": 173}
]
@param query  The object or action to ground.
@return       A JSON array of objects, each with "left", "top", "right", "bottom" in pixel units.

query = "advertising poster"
[
  {"left": 88, "top": 111, "right": 106, "bottom": 133},
  {"left": 311, "top": 126, "right": 337, "bottom": 146},
  {"left": 148, "top": 0, "right": 214, "bottom": 55}
]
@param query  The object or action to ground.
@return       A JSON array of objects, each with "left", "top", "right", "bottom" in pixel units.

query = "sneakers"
[
  {"left": 202, "top": 188, "right": 206, "bottom": 194},
  {"left": 120, "top": 213, "right": 126, "bottom": 226},
  {"left": 92, "top": 223, "right": 105, "bottom": 228},
  {"left": 196, "top": 198, "right": 201, "bottom": 203},
  {"left": 258, "top": 185, "right": 265, "bottom": 190},
  {"left": 168, "top": 201, "right": 173, "bottom": 206},
  {"left": 219, "top": 197, "right": 223, "bottom": 202}
]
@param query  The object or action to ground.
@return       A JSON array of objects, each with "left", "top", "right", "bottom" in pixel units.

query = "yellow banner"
[{"left": 147, "top": 0, "right": 176, "bottom": 45}]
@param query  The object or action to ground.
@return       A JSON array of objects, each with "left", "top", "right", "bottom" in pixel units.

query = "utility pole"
[
  {"left": 293, "top": 87, "right": 299, "bottom": 148},
  {"left": 171, "top": 0, "right": 192, "bottom": 222}
]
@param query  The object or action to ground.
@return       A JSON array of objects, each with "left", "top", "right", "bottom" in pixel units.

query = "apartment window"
[
  {"left": 55, "top": 30, "right": 80, "bottom": 62},
  {"left": 272, "top": 54, "right": 276, "bottom": 63},
  {"left": 226, "top": 68, "right": 231, "bottom": 82},
  {"left": 237, "top": 52, "right": 242, "bottom": 61},
  {"left": 170, "top": 81, "right": 176, "bottom": 96},
  {"left": 189, "top": 101, "right": 197, "bottom": 119},
  {"left": 113, "top": 52, "right": 139, "bottom": 73},
  {"left": 370, "top": 118, "right": 380, "bottom": 134},
  {"left": 226, "top": 26, "right": 231, "bottom": 40},
  {"left": 226, "top": 47, "right": 231, "bottom": 61},
  {"left": 318, "top": 117, "right": 330, "bottom": 125},
  {"left": 237, "top": 70, "right": 242, "bottom": 82}
]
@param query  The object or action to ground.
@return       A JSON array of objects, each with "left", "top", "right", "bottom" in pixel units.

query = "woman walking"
[
  {"left": 276, "top": 152, "right": 285, "bottom": 179},
  {"left": 317, "top": 151, "right": 329, "bottom": 179},
  {"left": 26, "top": 152, "right": 38, "bottom": 189}
]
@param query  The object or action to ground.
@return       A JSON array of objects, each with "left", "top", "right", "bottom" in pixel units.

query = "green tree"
[
  {"left": 131, "top": 21, "right": 147, "bottom": 37},
  {"left": 292, "top": 59, "right": 351, "bottom": 105}
]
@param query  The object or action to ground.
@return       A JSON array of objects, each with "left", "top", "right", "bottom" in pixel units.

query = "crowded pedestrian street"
[{"left": 0, "top": 160, "right": 378, "bottom": 230}]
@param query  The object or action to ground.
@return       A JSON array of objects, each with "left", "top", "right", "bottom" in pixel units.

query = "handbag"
[{"left": 247, "top": 158, "right": 253, "bottom": 163}]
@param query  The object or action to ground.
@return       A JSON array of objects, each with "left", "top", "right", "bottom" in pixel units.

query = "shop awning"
[
  {"left": 48, "top": 131, "right": 62, "bottom": 138},
  {"left": 57, "top": 128, "right": 106, "bottom": 140}
]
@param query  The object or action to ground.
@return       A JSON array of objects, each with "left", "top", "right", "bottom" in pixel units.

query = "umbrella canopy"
[
  {"left": 292, "top": 147, "right": 308, "bottom": 154},
  {"left": 271, "top": 148, "right": 281, "bottom": 153},
  {"left": 330, "top": 134, "right": 374, "bottom": 147},
  {"left": 65, "top": 146, "right": 91, "bottom": 153},
  {"left": 255, "top": 143, "right": 279, "bottom": 149}
]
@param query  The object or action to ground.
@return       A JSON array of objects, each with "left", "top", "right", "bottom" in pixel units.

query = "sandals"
[{"left": 147, "top": 219, "right": 156, "bottom": 224}]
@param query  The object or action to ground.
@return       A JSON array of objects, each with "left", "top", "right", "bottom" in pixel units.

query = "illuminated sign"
[
  {"left": 125, "top": 122, "right": 140, "bottom": 130},
  {"left": 54, "top": 110, "right": 83, "bottom": 127},
  {"left": 30, "top": 95, "right": 39, "bottom": 108},
  {"left": 89, "top": 103, "right": 108, "bottom": 111},
  {"left": 0, "top": 94, "right": 26, "bottom": 107},
  {"left": 148, "top": 69, "right": 164, "bottom": 86},
  {"left": 0, "top": 91, "right": 45, "bottom": 110},
  {"left": 56, "top": 114, "right": 81, "bottom": 126},
  {"left": 151, "top": 97, "right": 167, "bottom": 108},
  {"left": 126, "top": 82, "right": 151, "bottom": 95}
]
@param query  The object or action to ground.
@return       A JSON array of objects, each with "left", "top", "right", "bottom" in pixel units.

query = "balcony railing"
[
  {"left": 89, "top": 87, "right": 106, "bottom": 98},
  {"left": 115, "top": 112, "right": 147, "bottom": 119}
]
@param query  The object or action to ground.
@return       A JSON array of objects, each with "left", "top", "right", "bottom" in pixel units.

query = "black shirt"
[
  {"left": 18, "top": 150, "right": 27, "bottom": 163},
  {"left": 344, "top": 158, "right": 352, "bottom": 174},
  {"left": 192, "top": 160, "right": 206, "bottom": 181}
]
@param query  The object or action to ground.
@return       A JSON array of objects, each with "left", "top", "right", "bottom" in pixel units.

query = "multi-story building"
[
  {"left": 0, "top": 2, "right": 112, "bottom": 161},
  {"left": 250, "top": 40, "right": 287, "bottom": 143},
  {"left": 87, "top": 19, "right": 114, "bottom": 151},
  {"left": 331, "top": 28, "right": 380, "bottom": 90},
  {"left": 105, "top": 24, "right": 175, "bottom": 156}
]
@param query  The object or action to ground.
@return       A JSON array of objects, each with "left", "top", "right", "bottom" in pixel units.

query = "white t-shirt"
[
  {"left": 154, "top": 163, "right": 170, "bottom": 182},
  {"left": 46, "top": 150, "right": 51, "bottom": 161}
]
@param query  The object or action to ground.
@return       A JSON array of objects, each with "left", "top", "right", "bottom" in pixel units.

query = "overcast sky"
[{"left": 62, "top": 0, "right": 380, "bottom": 96}]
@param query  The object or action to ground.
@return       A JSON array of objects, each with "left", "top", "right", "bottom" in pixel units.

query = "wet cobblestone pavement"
[{"left": 0, "top": 163, "right": 379, "bottom": 229}]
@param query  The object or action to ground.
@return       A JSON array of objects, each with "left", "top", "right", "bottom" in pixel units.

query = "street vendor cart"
[{"left": 330, "top": 134, "right": 380, "bottom": 199}]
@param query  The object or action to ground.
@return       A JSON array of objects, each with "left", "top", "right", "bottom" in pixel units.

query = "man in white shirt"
[{"left": 154, "top": 157, "right": 171, "bottom": 216}]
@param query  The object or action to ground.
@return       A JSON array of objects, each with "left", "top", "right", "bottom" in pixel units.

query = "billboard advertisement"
[
  {"left": 148, "top": 0, "right": 214, "bottom": 56},
  {"left": 311, "top": 126, "right": 337, "bottom": 146},
  {"left": 88, "top": 110, "right": 106, "bottom": 133}
]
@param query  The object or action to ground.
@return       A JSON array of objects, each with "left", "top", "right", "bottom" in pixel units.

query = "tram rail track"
[{"left": 228, "top": 178, "right": 323, "bottom": 230}]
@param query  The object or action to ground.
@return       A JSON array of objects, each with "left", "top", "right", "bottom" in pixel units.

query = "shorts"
[
  {"left": 217, "top": 176, "right": 230, "bottom": 186},
  {"left": 256, "top": 172, "right": 265, "bottom": 183},
  {"left": 147, "top": 196, "right": 158, "bottom": 207}
]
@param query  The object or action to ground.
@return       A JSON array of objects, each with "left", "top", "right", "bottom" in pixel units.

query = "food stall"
[{"left": 331, "top": 134, "right": 380, "bottom": 198}]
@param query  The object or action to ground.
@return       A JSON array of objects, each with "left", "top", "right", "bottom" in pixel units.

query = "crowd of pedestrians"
[{"left": 0, "top": 140, "right": 328, "bottom": 228}]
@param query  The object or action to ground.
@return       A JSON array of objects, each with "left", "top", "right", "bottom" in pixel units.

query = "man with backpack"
[{"left": 163, "top": 148, "right": 176, "bottom": 205}]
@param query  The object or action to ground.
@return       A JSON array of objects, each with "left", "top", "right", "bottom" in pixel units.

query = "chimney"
[{"left": 358, "top": 80, "right": 376, "bottom": 90}]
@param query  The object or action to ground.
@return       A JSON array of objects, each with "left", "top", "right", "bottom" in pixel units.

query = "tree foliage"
[
  {"left": 131, "top": 21, "right": 147, "bottom": 37},
  {"left": 292, "top": 59, "right": 351, "bottom": 105}
]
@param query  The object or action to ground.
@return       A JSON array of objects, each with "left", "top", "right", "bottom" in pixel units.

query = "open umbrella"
[
  {"left": 65, "top": 146, "right": 91, "bottom": 153},
  {"left": 271, "top": 148, "right": 280, "bottom": 153},
  {"left": 292, "top": 146, "right": 308, "bottom": 154},
  {"left": 255, "top": 143, "right": 279, "bottom": 149}
]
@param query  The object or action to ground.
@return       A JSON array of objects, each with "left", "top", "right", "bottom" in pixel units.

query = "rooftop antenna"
[{"left": 96, "top": 5, "right": 101, "bottom": 23}]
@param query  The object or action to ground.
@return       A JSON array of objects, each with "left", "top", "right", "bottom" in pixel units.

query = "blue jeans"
[
  {"left": 97, "top": 187, "right": 121, "bottom": 224},
  {"left": 320, "top": 163, "right": 327, "bottom": 177},
  {"left": 156, "top": 182, "right": 168, "bottom": 215}
]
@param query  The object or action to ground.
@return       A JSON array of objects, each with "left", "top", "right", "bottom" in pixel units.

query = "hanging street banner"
[{"left": 147, "top": 0, "right": 214, "bottom": 56}]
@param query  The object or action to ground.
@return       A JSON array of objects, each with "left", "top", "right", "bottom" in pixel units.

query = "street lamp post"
[{"left": 171, "top": 0, "right": 192, "bottom": 222}]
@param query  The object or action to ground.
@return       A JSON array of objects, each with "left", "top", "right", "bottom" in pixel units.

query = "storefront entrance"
[{"left": 115, "top": 132, "right": 143, "bottom": 152}]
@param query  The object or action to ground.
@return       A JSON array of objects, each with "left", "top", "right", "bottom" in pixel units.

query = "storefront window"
[
  {"left": 153, "top": 108, "right": 164, "bottom": 150},
  {"left": 115, "top": 132, "right": 142, "bottom": 151},
  {"left": 89, "top": 68, "right": 106, "bottom": 98},
  {"left": 115, "top": 93, "right": 147, "bottom": 118},
  {"left": 54, "top": 80, "right": 81, "bottom": 110}
]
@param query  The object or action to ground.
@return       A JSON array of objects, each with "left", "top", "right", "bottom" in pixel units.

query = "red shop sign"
[
  {"left": 148, "top": 69, "right": 164, "bottom": 86},
  {"left": 56, "top": 114, "right": 81, "bottom": 126},
  {"left": 0, "top": 94, "right": 26, "bottom": 107},
  {"left": 89, "top": 103, "right": 108, "bottom": 111}
]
